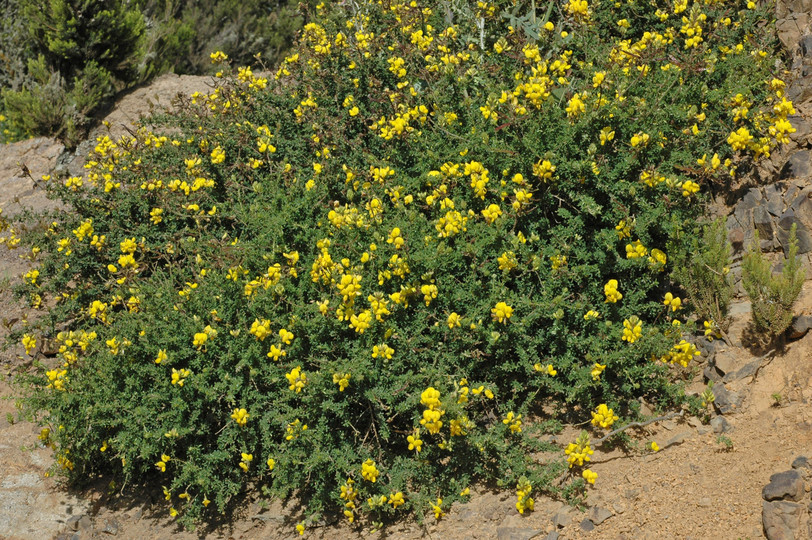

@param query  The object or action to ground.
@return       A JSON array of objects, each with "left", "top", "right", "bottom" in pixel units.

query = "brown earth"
[{"left": 2, "top": 58, "right": 812, "bottom": 540}]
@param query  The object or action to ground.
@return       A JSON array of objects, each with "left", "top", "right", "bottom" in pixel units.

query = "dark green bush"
[
  {"left": 4, "top": 0, "right": 792, "bottom": 532},
  {"left": 2, "top": 0, "right": 145, "bottom": 145},
  {"left": 742, "top": 223, "right": 806, "bottom": 342},
  {"left": 137, "top": 0, "right": 308, "bottom": 77},
  {"left": 0, "top": 0, "right": 310, "bottom": 145}
]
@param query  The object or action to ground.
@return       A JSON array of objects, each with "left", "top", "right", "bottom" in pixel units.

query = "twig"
[
  {"left": 551, "top": 410, "right": 686, "bottom": 488},
  {"left": 748, "top": 347, "right": 778, "bottom": 383},
  {"left": 593, "top": 410, "right": 684, "bottom": 447}
]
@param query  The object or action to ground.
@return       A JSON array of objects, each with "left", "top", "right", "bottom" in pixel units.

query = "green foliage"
[
  {"left": 2, "top": 0, "right": 145, "bottom": 145},
  {"left": 4, "top": 0, "right": 790, "bottom": 531},
  {"left": 672, "top": 218, "right": 733, "bottom": 331},
  {"left": 742, "top": 224, "right": 806, "bottom": 341},
  {"left": 0, "top": 0, "right": 311, "bottom": 144},
  {"left": 136, "top": 0, "right": 308, "bottom": 77},
  {"left": 20, "top": 0, "right": 145, "bottom": 82}
]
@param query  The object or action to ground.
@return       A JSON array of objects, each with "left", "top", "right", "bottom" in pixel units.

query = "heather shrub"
[
  {"left": 742, "top": 224, "right": 806, "bottom": 342},
  {"left": 4, "top": 0, "right": 793, "bottom": 531}
]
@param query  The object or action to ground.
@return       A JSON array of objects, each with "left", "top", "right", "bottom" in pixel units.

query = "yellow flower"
[
  {"left": 239, "top": 452, "right": 253, "bottom": 472},
  {"left": 389, "top": 492, "right": 405, "bottom": 509},
  {"left": 534, "top": 363, "right": 556, "bottom": 376},
  {"left": 279, "top": 328, "right": 294, "bottom": 345},
  {"left": 481, "top": 204, "right": 503, "bottom": 224},
  {"left": 193, "top": 332, "right": 208, "bottom": 349},
  {"left": 285, "top": 367, "right": 307, "bottom": 392},
  {"left": 230, "top": 408, "right": 249, "bottom": 426},
  {"left": 604, "top": 279, "right": 622, "bottom": 303},
  {"left": 622, "top": 317, "right": 643, "bottom": 343},
  {"left": 680, "top": 180, "right": 700, "bottom": 197},
  {"left": 591, "top": 403, "right": 619, "bottom": 429},
  {"left": 432, "top": 498, "right": 445, "bottom": 519},
  {"left": 296, "top": 522, "right": 305, "bottom": 535},
  {"left": 210, "top": 146, "right": 226, "bottom": 164},
  {"left": 582, "top": 469, "right": 598, "bottom": 484},
  {"left": 584, "top": 310, "right": 599, "bottom": 321},
  {"left": 332, "top": 372, "right": 351, "bottom": 391},
  {"left": 491, "top": 302, "right": 513, "bottom": 324},
  {"left": 22, "top": 334, "right": 36, "bottom": 355},
  {"left": 371, "top": 343, "right": 394, "bottom": 359},
  {"left": 361, "top": 459, "right": 379, "bottom": 482},
  {"left": 503, "top": 412, "right": 522, "bottom": 433},
  {"left": 210, "top": 51, "right": 228, "bottom": 63},
  {"left": 267, "top": 457, "right": 276, "bottom": 470},
  {"left": 663, "top": 292, "right": 682, "bottom": 311},
  {"left": 600, "top": 127, "right": 615, "bottom": 146},
  {"left": 591, "top": 363, "right": 606, "bottom": 380},
  {"left": 447, "top": 312, "right": 462, "bottom": 329},
  {"left": 650, "top": 441, "right": 660, "bottom": 452},
  {"left": 407, "top": 432, "right": 423, "bottom": 452},
  {"left": 170, "top": 368, "right": 190, "bottom": 386},
  {"left": 155, "top": 349, "right": 167, "bottom": 364}
]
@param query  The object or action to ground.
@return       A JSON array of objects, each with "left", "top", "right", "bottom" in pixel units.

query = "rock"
[
  {"left": 664, "top": 431, "right": 691, "bottom": 448},
  {"left": 802, "top": 34, "right": 812, "bottom": 57},
  {"left": 698, "top": 497, "right": 712, "bottom": 508},
  {"left": 777, "top": 211, "right": 812, "bottom": 255},
  {"left": 66, "top": 515, "right": 82, "bottom": 531},
  {"left": 588, "top": 506, "right": 613, "bottom": 525},
  {"left": 729, "top": 226, "right": 745, "bottom": 252},
  {"left": 102, "top": 519, "right": 120, "bottom": 535},
  {"left": 722, "top": 359, "right": 761, "bottom": 383},
  {"left": 613, "top": 502, "right": 626, "bottom": 514},
  {"left": 787, "top": 74, "right": 812, "bottom": 104},
  {"left": 789, "top": 115, "right": 812, "bottom": 145},
  {"left": 765, "top": 184, "right": 785, "bottom": 217},
  {"left": 544, "top": 532, "right": 560, "bottom": 540},
  {"left": 787, "top": 315, "right": 812, "bottom": 340},
  {"left": 754, "top": 205, "right": 776, "bottom": 238},
  {"left": 704, "top": 363, "right": 723, "bottom": 383},
  {"left": 496, "top": 527, "right": 544, "bottom": 540},
  {"left": 791, "top": 456, "right": 809, "bottom": 470},
  {"left": 579, "top": 519, "right": 595, "bottom": 532},
  {"left": 687, "top": 416, "right": 703, "bottom": 428},
  {"left": 77, "top": 515, "right": 92, "bottom": 531},
  {"left": 711, "top": 416, "right": 732, "bottom": 434},
  {"left": 763, "top": 470, "right": 805, "bottom": 502},
  {"left": 660, "top": 420, "right": 677, "bottom": 431},
  {"left": 763, "top": 500, "right": 803, "bottom": 540},
  {"left": 551, "top": 508, "right": 572, "bottom": 528},
  {"left": 713, "top": 384, "right": 743, "bottom": 415},
  {"left": 783, "top": 150, "right": 811, "bottom": 179},
  {"left": 712, "top": 349, "right": 739, "bottom": 376}
]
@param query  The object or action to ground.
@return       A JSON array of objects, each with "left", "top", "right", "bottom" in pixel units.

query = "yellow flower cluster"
[
  {"left": 622, "top": 316, "right": 643, "bottom": 344},
  {"left": 565, "top": 432, "right": 593, "bottom": 468},
  {"left": 657, "top": 339, "right": 701, "bottom": 367},
  {"left": 503, "top": 411, "right": 522, "bottom": 434},
  {"left": 590, "top": 404, "right": 619, "bottom": 429},
  {"left": 419, "top": 387, "right": 444, "bottom": 434},
  {"left": 491, "top": 301, "right": 514, "bottom": 324},
  {"left": 604, "top": 279, "right": 622, "bottom": 303},
  {"left": 230, "top": 408, "right": 249, "bottom": 426},
  {"left": 515, "top": 478, "right": 534, "bottom": 514},
  {"left": 361, "top": 459, "right": 379, "bottom": 482}
]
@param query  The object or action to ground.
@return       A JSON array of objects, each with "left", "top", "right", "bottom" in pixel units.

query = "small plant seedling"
[{"left": 716, "top": 435, "right": 734, "bottom": 451}]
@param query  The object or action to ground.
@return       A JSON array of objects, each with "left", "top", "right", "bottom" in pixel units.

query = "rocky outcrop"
[{"left": 762, "top": 458, "right": 812, "bottom": 540}]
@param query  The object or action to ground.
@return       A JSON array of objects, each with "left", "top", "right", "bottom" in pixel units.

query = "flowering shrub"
[{"left": 5, "top": 0, "right": 791, "bottom": 530}]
